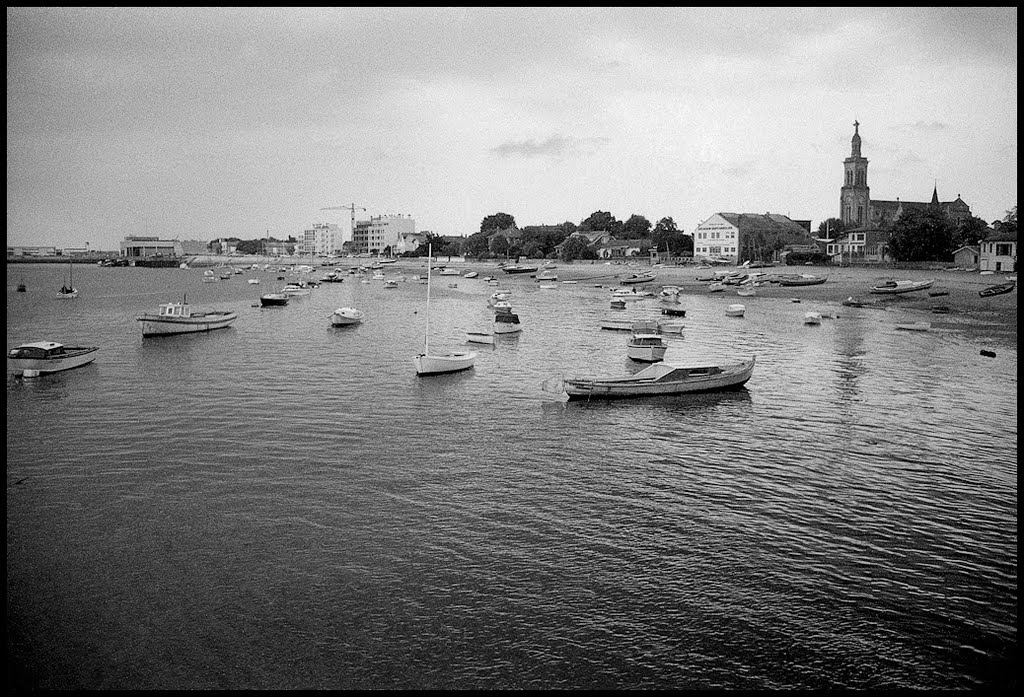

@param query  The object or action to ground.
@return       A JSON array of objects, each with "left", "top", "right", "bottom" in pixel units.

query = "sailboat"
[
  {"left": 414, "top": 243, "right": 477, "bottom": 376},
  {"left": 57, "top": 261, "right": 79, "bottom": 298}
]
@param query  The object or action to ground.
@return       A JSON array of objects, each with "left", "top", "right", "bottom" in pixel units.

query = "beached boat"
[
  {"left": 725, "top": 304, "right": 746, "bottom": 317},
  {"left": 562, "top": 357, "right": 755, "bottom": 400},
  {"left": 330, "top": 307, "right": 365, "bottom": 326},
  {"left": 502, "top": 265, "right": 538, "bottom": 274},
  {"left": 736, "top": 286, "right": 756, "bottom": 297},
  {"left": 979, "top": 280, "right": 1015, "bottom": 297},
  {"left": 708, "top": 282, "right": 726, "bottom": 293},
  {"left": 619, "top": 272, "right": 656, "bottom": 285},
  {"left": 259, "top": 293, "right": 290, "bottom": 307},
  {"left": 493, "top": 312, "right": 522, "bottom": 335},
  {"left": 535, "top": 272, "right": 558, "bottom": 281},
  {"left": 463, "top": 271, "right": 479, "bottom": 279},
  {"left": 8, "top": 341, "right": 99, "bottom": 378},
  {"left": 626, "top": 321, "right": 667, "bottom": 363},
  {"left": 136, "top": 298, "right": 237, "bottom": 337},
  {"left": 869, "top": 278, "right": 935, "bottom": 295},
  {"left": 415, "top": 244, "right": 477, "bottom": 376},
  {"left": 775, "top": 274, "right": 827, "bottom": 286}
]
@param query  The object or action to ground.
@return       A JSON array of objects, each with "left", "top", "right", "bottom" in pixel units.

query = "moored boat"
[
  {"left": 493, "top": 312, "right": 522, "bottom": 334},
  {"left": 466, "top": 331, "right": 495, "bottom": 345},
  {"left": 8, "top": 341, "right": 99, "bottom": 378},
  {"left": 330, "top": 307, "right": 365, "bottom": 326},
  {"left": 563, "top": 357, "right": 755, "bottom": 400},
  {"left": 260, "top": 293, "right": 290, "bottom": 307},
  {"left": 136, "top": 299, "right": 237, "bottom": 337},
  {"left": 803, "top": 311, "right": 822, "bottom": 325},
  {"left": 414, "top": 243, "right": 477, "bottom": 376},
  {"left": 869, "top": 278, "right": 935, "bottom": 295},
  {"left": 725, "top": 303, "right": 746, "bottom": 317},
  {"left": 626, "top": 320, "right": 667, "bottom": 363}
]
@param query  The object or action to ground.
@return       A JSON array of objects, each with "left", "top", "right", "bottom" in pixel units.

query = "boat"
[
  {"left": 736, "top": 286, "right": 756, "bottom": 297},
  {"left": 259, "top": 293, "right": 290, "bottom": 307},
  {"left": 599, "top": 318, "right": 635, "bottom": 331},
  {"left": 803, "top": 311, "right": 822, "bottom": 325},
  {"left": 493, "top": 312, "right": 522, "bottom": 334},
  {"left": 562, "top": 357, "right": 755, "bottom": 400},
  {"left": 203, "top": 269, "right": 217, "bottom": 283},
  {"left": 658, "top": 320, "right": 685, "bottom": 334},
  {"left": 136, "top": 297, "right": 238, "bottom": 337},
  {"left": 384, "top": 280, "right": 399, "bottom": 289},
  {"left": 281, "top": 282, "right": 312, "bottom": 296},
  {"left": 726, "top": 304, "right": 746, "bottom": 317},
  {"left": 538, "top": 283, "right": 558, "bottom": 290},
  {"left": 895, "top": 321, "right": 931, "bottom": 331},
  {"left": 611, "top": 287, "right": 654, "bottom": 298},
  {"left": 8, "top": 341, "right": 99, "bottom": 378},
  {"left": 247, "top": 278, "right": 260, "bottom": 284},
  {"left": 869, "top": 278, "right": 935, "bottom": 295},
  {"left": 842, "top": 296, "right": 868, "bottom": 307},
  {"left": 438, "top": 268, "right": 461, "bottom": 276},
  {"left": 979, "top": 280, "right": 1015, "bottom": 298},
  {"left": 57, "top": 262, "right": 78, "bottom": 298},
  {"left": 610, "top": 299, "right": 626, "bottom": 310},
  {"left": 660, "top": 307, "right": 687, "bottom": 317},
  {"left": 502, "top": 265, "right": 538, "bottom": 274},
  {"left": 17, "top": 281, "right": 26, "bottom": 292},
  {"left": 330, "top": 307, "right": 365, "bottom": 326},
  {"left": 414, "top": 243, "right": 477, "bottom": 376},
  {"left": 626, "top": 321, "right": 667, "bottom": 362},
  {"left": 619, "top": 272, "right": 656, "bottom": 285},
  {"left": 466, "top": 331, "right": 495, "bottom": 345},
  {"left": 463, "top": 271, "right": 479, "bottom": 279},
  {"left": 708, "top": 282, "right": 726, "bottom": 293},
  {"left": 535, "top": 272, "right": 558, "bottom": 281},
  {"left": 775, "top": 274, "right": 827, "bottom": 286}
]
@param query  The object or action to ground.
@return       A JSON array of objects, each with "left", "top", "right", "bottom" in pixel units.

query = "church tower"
[{"left": 840, "top": 120, "right": 870, "bottom": 227}]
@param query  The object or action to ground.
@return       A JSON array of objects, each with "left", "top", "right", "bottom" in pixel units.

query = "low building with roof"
[
  {"left": 979, "top": 231, "right": 1017, "bottom": 272},
  {"left": 693, "top": 213, "right": 813, "bottom": 265}
]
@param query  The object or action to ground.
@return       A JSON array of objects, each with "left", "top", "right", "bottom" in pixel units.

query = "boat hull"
[
  {"left": 414, "top": 352, "right": 477, "bottom": 375},
  {"left": 626, "top": 345, "right": 667, "bottom": 362},
  {"left": 8, "top": 346, "right": 98, "bottom": 377},
  {"left": 869, "top": 279, "right": 935, "bottom": 294},
  {"left": 260, "top": 294, "right": 289, "bottom": 306},
  {"left": 565, "top": 359, "right": 754, "bottom": 400},
  {"left": 979, "top": 282, "right": 1015, "bottom": 297},
  {"left": 137, "top": 312, "right": 237, "bottom": 337}
]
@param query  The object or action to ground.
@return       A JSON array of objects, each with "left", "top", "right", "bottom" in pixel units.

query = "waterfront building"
[
  {"left": 299, "top": 222, "right": 343, "bottom": 258},
  {"left": 952, "top": 245, "right": 980, "bottom": 270},
  {"left": 979, "top": 230, "right": 1017, "bottom": 272},
  {"left": 351, "top": 214, "right": 416, "bottom": 256},
  {"left": 120, "top": 236, "right": 184, "bottom": 259},
  {"left": 693, "top": 213, "right": 811, "bottom": 264}
]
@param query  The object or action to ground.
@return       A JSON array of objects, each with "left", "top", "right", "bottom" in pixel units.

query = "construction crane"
[{"left": 320, "top": 202, "right": 366, "bottom": 241}]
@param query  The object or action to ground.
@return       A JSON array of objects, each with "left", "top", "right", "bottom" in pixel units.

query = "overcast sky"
[{"left": 6, "top": 6, "right": 1018, "bottom": 250}]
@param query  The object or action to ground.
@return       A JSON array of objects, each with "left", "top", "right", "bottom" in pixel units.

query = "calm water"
[{"left": 6, "top": 262, "right": 1017, "bottom": 689}]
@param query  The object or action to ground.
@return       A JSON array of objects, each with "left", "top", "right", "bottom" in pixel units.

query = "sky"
[{"left": 6, "top": 6, "right": 1018, "bottom": 251}]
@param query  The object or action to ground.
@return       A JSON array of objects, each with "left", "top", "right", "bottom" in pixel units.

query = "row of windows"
[{"left": 695, "top": 231, "right": 736, "bottom": 240}]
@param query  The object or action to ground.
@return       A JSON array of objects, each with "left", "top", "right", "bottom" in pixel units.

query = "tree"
[
  {"left": 886, "top": 207, "right": 956, "bottom": 262},
  {"left": 621, "top": 214, "right": 652, "bottom": 239},
  {"left": 816, "top": 218, "right": 847, "bottom": 238},
  {"left": 463, "top": 231, "right": 491, "bottom": 259},
  {"left": 653, "top": 217, "right": 678, "bottom": 235},
  {"left": 992, "top": 206, "right": 1017, "bottom": 236},
  {"left": 579, "top": 211, "right": 622, "bottom": 235},
  {"left": 953, "top": 216, "right": 990, "bottom": 248},
  {"left": 651, "top": 218, "right": 692, "bottom": 258},
  {"left": 558, "top": 235, "right": 598, "bottom": 262},
  {"left": 480, "top": 212, "right": 516, "bottom": 233}
]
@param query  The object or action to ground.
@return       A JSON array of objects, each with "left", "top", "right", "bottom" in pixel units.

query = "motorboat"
[
  {"left": 281, "top": 283, "right": 312, "bottom": 296},
  {"left": 248, "top": 278, "right": 260, "bottom": 284},
  {"left": 627, "top": 321, "right": 667, "bottom": 362},
  {"left": 562, "top": 357, "right": 755, "bottom": 400},
  {"left": 599, "top": 318, "right": 635, "bottom": 331},
  {"left": 202, "top": 269, "right": 217, "bottom": 283},
  {"left": 136, "top": 299, "right": 237, "bottom": 337},
  {"left": 869, "top": 278, "right": 935, "bottom": 295},
  {"left": 384, "top": 280, "right": 399, "bottom": 289},
  {"left": 979, "top": 280, "right": 1015, "bottom": 297},
  {"left": 330, "top": 307, "right": 365, "bottom": 326},
  {"left": 492, "top": 300, "right": 513, "bottom": 314},
  {"left": 610, "top": 299, "right": 626, "bottom": 310},
  {"left": 8, "top": 341, "right": 99, "bottom": 378},
  {"left": 725, "top": 304, "right": 746, "bottom": 317},
  {"left": 493, "top": 312, "right": 522, "bottom": 334},
  {"left": 260, "top": 293, "right": 290, "bottom": 307},
  {"left": 660, "top": 307, "right": 687, "bottom": 317},
  {"left": 803, "top": 311, "right": 822, "bottom": 325},
  {"left": 611, "top": 287, "right": 654, "bottom": 299}
]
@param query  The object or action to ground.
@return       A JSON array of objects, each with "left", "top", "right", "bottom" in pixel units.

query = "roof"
[
  {"left": 16, "top": 341, "right": 62, "bottom": 350},
  {"left": 716, "top": 213, "right": 810, "bottom": 237}
]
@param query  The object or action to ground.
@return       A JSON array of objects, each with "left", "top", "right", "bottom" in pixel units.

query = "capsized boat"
[
  {"left": 330, "top": 307, "right": 365, "bottom": 326},
  {"left": 563, "top": 357, "right": 755, "bottom": 400},
  {"left": 8, "top": 341, "right": 99, "bottom": 378},
  {"left": 136, "top": 299, "right": 237, "bottom": 337},
  {"left": 869, "top": 278, "right": 935, "bottom": 295}
]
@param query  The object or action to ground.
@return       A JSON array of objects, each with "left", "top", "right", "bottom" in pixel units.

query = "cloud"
[
  {"left": 490, "top": 135, "right": 609, "bottom": 159},
  {"left": 900, "top": 121, "right": 949, "bottom": 132}
]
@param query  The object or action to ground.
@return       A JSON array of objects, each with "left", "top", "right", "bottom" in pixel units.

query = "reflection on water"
[{"left": 6, "top": 263, "right": 1017, "bottom": 690}]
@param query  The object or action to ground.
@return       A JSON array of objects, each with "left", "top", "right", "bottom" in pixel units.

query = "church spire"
[
  {"left": 851, "top": 120, "right": 862, "bottom": 158},
  {"left": 930, "top": 181, "right": 939, "bottom": 205}
]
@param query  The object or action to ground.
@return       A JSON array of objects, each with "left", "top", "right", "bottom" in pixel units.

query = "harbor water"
[{"left": 6, "top": 262, "right": 1017, "bottom": 689}]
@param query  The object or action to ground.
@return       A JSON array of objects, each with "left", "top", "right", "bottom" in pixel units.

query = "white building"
[
  {"left": 352, "top": 214, "right": 416, "bottom": 256},
  {"left": 299, "top": 223, "right": 343, "bottom": 257},
  {"left": 979, "top": 231, "right": 1017, "bottom": 273}
]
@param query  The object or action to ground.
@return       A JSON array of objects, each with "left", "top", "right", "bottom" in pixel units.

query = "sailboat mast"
[{"left": 424, "top": 243, "right": 432, "bottom": 355}]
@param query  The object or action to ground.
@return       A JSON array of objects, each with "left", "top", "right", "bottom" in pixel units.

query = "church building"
[{"left": 830, "top": 121, "right": 972, "bottom": 262}]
